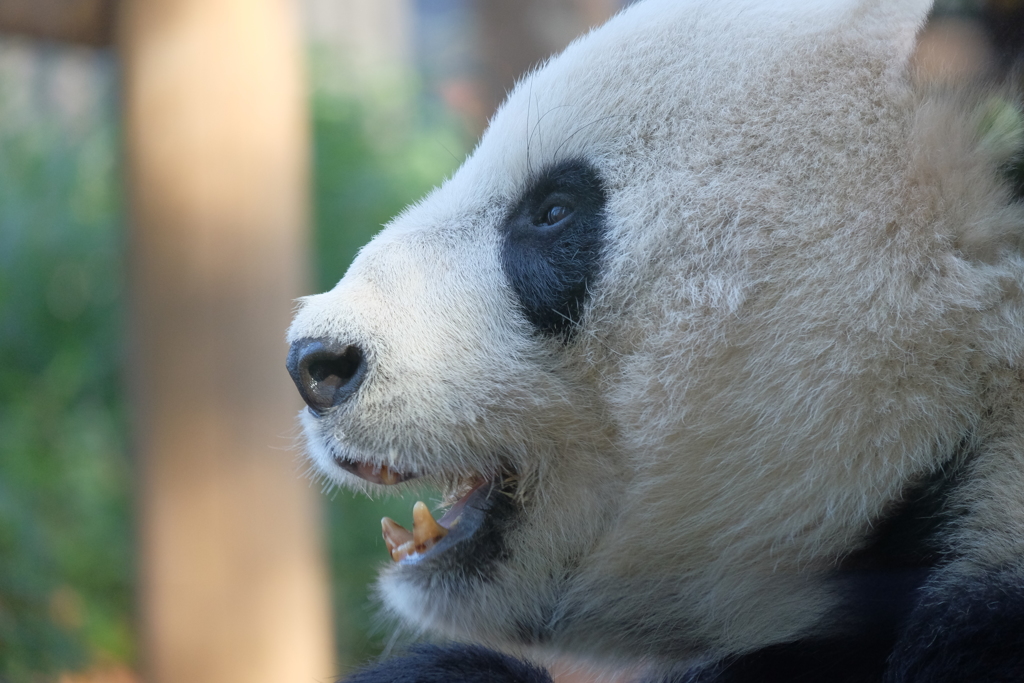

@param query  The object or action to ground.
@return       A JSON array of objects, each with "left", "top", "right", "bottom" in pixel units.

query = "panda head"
[{"left": 288, "top": 0, "right": 1024, "bottom": 668}]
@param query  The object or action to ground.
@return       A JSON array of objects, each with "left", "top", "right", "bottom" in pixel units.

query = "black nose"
[{"left": 286, "top": 338, "right": 367, "bottom": 416}]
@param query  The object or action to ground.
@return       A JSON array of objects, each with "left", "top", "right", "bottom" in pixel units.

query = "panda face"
[
  {"left": 287, "top": 138, "right": 628, "bottom": 650},
  {"left": 288, "top": 0, "right": 1024, "bottom": 668}
]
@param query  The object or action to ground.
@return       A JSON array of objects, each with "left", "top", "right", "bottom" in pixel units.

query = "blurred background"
[{"left": 0, "top": 0, "right": 1019, "bottom": 682}]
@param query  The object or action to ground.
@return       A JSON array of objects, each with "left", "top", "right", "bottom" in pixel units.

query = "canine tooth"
[
  {"left": 382, "top": 517, "right": 414, "bottom": 562},
  {"left": 378, "top": 465, "right": 402, "bottom": 485},
  {"left": 381, "top": 504, "right": 449, "bottom": 562},
  {"left": 412, "top": 501, "right": 448, "bottom": 552}
]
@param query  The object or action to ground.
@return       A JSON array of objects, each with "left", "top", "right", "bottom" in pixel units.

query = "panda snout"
[{"left": 286, "top": 337, "right": 367, "bottom": 417}]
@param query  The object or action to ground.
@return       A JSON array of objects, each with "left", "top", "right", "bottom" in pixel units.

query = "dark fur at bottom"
[
  {"left": 674, "top": 636, "right": 896, "bottom": 683},
  {"left": 674, "top": 569, "right": 1024, "bottom": 682},
  {"left": 884, "top": 569, "right": 1024, "bottom": 683},
  {"left": 342, "top": 575, "right": 1024, "bottom": 683},
  {"left": 340, "top": 644, "right": 553, "bottom": 683}
]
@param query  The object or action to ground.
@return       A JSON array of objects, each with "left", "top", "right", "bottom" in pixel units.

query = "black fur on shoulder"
[
  {"left": 340, "top": 644, "right": 554, "bottom": 683},
  {"left": 885, "top": 568, "right": 1024, "bottom": 683},
  {"left": 672, "top": 637, "right": 894, "bottom": 683}
]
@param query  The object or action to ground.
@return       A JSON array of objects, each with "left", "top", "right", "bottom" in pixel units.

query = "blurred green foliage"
[
  {"left": 0, "top": 54, "right": 133, "bottom": 678},
  {"left": 310, "top": 87, "right": 466, "bottom": 289},
  {"left": 0, "top": 44, "right": 466, "bottom": 678}
]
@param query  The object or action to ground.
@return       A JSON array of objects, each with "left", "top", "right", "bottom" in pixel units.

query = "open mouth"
[{"left": 335, "top": 455, "right": 517, "bottom": 566}]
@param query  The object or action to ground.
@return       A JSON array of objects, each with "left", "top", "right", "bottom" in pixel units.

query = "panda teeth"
[
  {"left": 412, "top": 501, "right": 449, "bottom": 549},
  {"left": 337, "top": 457, "right": 412, "bottom": 485},
  {"left": 378, "top": 465, "right": 403, "bottom": 485},
  {"left": 381, "top": 501, "right": 448, "bottom": 562},
  {"left": 381, "top": 517, "right": 415, "bottom": 561}
]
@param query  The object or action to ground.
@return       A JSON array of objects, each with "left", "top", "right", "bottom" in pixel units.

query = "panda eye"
[
  {"left": 538, "top": 203, "right": 573, "bottom": 228},
  {"left": 501, "top": 158, "right": 606, "bottom": 339}
]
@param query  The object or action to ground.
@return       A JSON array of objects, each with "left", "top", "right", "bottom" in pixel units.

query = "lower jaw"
[{"left": 388, "top": 475, "right": 520, "bottom": 577}]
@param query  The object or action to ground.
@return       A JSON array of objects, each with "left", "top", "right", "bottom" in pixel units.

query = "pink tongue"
[{"left": 439, "top": 480, "right": 488, "bottom": 528}]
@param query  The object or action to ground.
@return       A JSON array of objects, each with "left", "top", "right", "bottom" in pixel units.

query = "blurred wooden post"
[{"left": 119, "top": 0, "right": 335, "bottom": 682}]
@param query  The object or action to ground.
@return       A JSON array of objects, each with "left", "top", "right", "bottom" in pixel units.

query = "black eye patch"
[{"left": 500, "top": 158, "right": 608, "bottom": 340}]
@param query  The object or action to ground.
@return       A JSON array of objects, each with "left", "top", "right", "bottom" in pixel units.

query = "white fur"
[{"left": 289, "top": 0, "right": 1024, "bottom": 673}]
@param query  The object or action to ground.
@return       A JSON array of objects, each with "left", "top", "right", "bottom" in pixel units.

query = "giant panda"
[{"left": 285, "top": 0, "right": 1024, "bottom": 681}]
